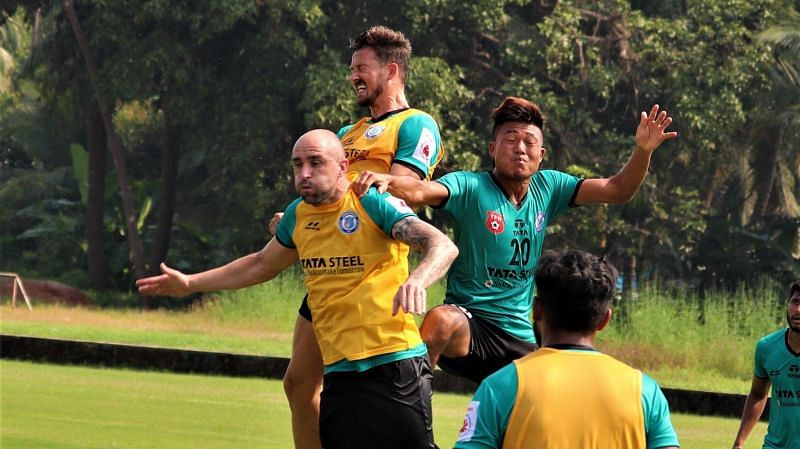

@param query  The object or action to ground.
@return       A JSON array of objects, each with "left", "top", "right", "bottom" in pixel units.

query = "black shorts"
[
  {"left": 298, "top": 293, "right": 312, "bottom": 322},
  {"left": 437, "top": 305, "right": 538, "bottom": 384},
  {"left": 320, "top": 356, "right": 435, "bottom": 449}
]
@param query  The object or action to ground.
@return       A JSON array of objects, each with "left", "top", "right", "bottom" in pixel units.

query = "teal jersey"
[
  {"left": 753, "top": 328, "right": 800, "bottom": 449},
  {"left": 454, "top": 349, "right": 679, "bottom": 449},
  {"left": 435, "top": 170, "right": 580, "bottom": 342}
]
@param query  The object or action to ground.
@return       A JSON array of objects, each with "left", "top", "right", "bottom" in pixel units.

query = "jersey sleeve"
[
  {"left": 433, "top": 171, "right": 475, "bottom": 217},
  {"left": 454, "top": 363, "right": 518, "bottom": 449},
  {"left": 753, "top": 337, "right": 768, "bottom": 378},
  {"left": 359, "top": 188, "right": 417, "bottom": 236},
  {"left": 641, "top": 373, "right": 680, "bottom": 449},
  {"left": 336, "top": 124, "right": 354, "bottom": 139},
  {"left": 393, "top": 113, "right": 442, "bottom": 179},
  {"left": 539, "top": 170, "right": 581, "bottom": 220},
  {"left": 274, "top": 198, "right": 302, "bottom": 248}
]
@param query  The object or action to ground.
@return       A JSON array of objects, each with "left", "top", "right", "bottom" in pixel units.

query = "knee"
[{"left": 421, "top": 306, "right": 463, "bottom": 344}]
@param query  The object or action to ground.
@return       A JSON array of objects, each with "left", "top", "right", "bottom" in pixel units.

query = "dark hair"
[
  {"left": 534, "top": 250, "right": 618, "bottom": 332},
  {"left": 491, "top": 97, "right": 546, "bottom": 138},
  {"left": 350, "top": 26, "right": 412, "bottom": 81},
  {"left": 790, "top": 281, "right": 800, "bottom": 299}
]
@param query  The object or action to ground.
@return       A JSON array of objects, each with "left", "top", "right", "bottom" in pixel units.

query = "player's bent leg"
[
  {"left": 419, "top": 304, "right": 471, "bottom": 368},
  {"left": 283, "top": 315, "right": 323, "bottom": 449}
]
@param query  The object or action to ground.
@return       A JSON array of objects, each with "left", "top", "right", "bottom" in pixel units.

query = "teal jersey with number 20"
[{"left": 434, "top": 170, "right": 580, "bottom": 343}]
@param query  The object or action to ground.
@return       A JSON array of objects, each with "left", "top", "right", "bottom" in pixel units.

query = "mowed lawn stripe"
[{"left": 1, "top": 360, "right": 768, "bottom": 449}]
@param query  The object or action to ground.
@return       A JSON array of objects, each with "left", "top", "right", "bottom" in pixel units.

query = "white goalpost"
[{"left": 1, "top": 272, "right": 33, "bottom": 310}]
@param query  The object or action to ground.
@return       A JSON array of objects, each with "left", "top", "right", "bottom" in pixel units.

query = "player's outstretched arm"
[
  {"left": 352, "top": 171, "right": 449, "bottom": 207},
  {"left": 732, "top": 376, "right": 770, "bottom": 449},
  {"left": 575, "top": 104, "right": 678, "bottom": 206},
  {"left": 390, "top": 216, "right": 458, "bottom": 315},
  {"left": 136, "top": 238, "right": 298, "bottom": 297}
]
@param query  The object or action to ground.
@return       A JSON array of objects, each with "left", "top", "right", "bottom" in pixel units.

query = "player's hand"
[
  {"left": 268, "top": 212, "right": 284, "bottom": 235},
  {"left": 634, "top": 104, "right": 677, "bottom": 153},
  {"left": 136, "top": 263, "right": 192, "bottom": 297},
  {"left": 352, "top": 171, "right": 390, "bottom": 197},
  {"left": 393, "top": 281, "right": 427, "bottom": 316}
]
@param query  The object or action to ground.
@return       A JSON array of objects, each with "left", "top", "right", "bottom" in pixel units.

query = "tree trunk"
[
  {"left": 86, "top": 101, "right": 107, "bottom": 289},
  {"left": 63, "top": 0, "right": 148, "bottom": 304},
  {"left": 148, "top": 115, "right": 181, "bottom": 275},
  {"left": 751, "top": 125, "right": 782, "bottom": 221}
]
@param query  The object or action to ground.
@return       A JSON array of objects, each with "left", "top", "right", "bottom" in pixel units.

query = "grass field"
[
  {"left": 1, "top": 273, "right": 786, "bottom": 394},
  {"left": 1, "top": 360, "right": 768, "bottom": 449}
]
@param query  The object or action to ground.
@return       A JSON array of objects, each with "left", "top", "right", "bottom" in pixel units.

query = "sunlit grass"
[
  {"left": 1, "top": 360, "right": 767, "bottom": 449},
  {"left": 0, "top": 276, "right": 785, "bottom": 393}
]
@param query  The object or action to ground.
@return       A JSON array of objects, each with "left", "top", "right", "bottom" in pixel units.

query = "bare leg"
[
  {"left": 419, "top": 304, "right": 471, "bottom": 368},
  {"left": 283, "top": 316, "right": 323, "bottom": 449}
]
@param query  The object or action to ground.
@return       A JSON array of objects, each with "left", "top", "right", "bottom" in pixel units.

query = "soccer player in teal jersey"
[
  {"left": 733, "top": 281, "right": 800, "bottom": 449},
  {"left": 354, "top": 96, "right": 677, "bottom": 383}
]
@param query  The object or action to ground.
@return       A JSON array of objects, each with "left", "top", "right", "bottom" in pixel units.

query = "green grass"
[
  {"left": 0, "top": 275, "right": 785, "bottom": 393},
  {"left": 1, "top": 360, "right": 768, "bottom": 449}
]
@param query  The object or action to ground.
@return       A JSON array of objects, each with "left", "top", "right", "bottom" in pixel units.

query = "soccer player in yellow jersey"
[
  {"left": 137, "top": 129, "right": 457, "bottom": 449},
  {"left": 454, "top": 250, "right": 679, "bottom": 449},
  {"left": 269, "top": 26, "right": 444, "bottom": 449}
]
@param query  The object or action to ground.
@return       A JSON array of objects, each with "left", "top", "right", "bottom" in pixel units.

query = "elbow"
[{"left": 447, "top": 241, "right": 459, "bottom": 263}]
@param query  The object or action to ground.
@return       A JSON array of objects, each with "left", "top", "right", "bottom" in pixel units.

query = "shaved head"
[
  {"left": 291, "top": 129, "right": 349, "bottom": 206},
  {"left": 293, "top": 129, "right": 346, "bottom": 162}
]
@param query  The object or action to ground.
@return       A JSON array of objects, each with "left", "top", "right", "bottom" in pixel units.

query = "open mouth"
[{"left": 354, "top": 82, "right": 367, "bottom": 95}]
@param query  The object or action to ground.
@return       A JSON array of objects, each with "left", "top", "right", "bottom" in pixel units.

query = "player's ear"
[
  {"left": 387, "top": 62, "right": 399, "bottom": 80},
  {"left": 597, "top": 308, "right": 612, "bottom": 331}
]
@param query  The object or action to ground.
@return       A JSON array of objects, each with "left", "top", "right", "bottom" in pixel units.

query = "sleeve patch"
[
  {"left": 385, "top": 195, "right": 414, "bottom": 214},
  {"left": 411, "top": 127, "right": 436, "bottom": 169},
  {"left": 457, "top": 401, "right": 480, "bottom": 442}
]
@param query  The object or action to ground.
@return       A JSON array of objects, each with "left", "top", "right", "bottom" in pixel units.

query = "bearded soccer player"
[
  {"left": 353, "top": 96, "right": 677, "bottom": 384},
  {"left": 455, "top": 250, "right": 679, "bottom": 449},
  {"left": 138, "top": 130, "right": 457, "bottom": 449},
  {"left": 268, "top": 26, "right": 445, "bottom": 449},
  {"left": 732, "top": 281, "right": 800, "bottom": 449}
]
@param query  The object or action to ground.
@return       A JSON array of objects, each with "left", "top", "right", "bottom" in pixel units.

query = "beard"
[
  {"left": 356, "top": 75, "right": 386, "bottom": 108},
  {"left": 788, "top": 311, "right": 800, "bottom": 333}
]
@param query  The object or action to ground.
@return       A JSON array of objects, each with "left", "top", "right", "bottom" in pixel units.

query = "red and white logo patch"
[{"left": 485, "top": 211, "right": 505, "bottom": 235}]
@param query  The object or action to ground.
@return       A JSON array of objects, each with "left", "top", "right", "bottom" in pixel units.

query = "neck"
[
  {"left": 369, "top": 90, "right": 409, "bottom": 119},
  {"left": 541, "top": 329, "right": 597, "bottom": 349},
  {"left": 492, "top": 170, "right": 531, "bottom": 206}
]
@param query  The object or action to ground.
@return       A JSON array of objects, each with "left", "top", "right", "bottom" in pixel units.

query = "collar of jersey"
[
  {"left": 369, "top": 107, "right": 411, "bottom": 123},
  {"left": 489, "top": 171, "right": 529, "bottom": 207}
]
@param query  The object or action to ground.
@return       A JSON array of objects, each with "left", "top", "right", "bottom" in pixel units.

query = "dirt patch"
[{"left": 0, "top": 277, "right": 91, "bottom": 307}]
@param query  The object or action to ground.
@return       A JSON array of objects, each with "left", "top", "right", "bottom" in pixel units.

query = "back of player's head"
[
  {"left": 491, "top": 97, "right": 546, "bottom": 138},
  {"left": 350, "top": 26, "right": 412, "bottom": 81},
  {"left": 534, "top": 250, "right": 618, "bottom": 333}
]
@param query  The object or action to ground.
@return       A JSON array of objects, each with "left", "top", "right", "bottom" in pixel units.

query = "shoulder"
[
  {"left": 757, "top": 328, "right": 787, "bottom": 350},
  {"left": 399, "top": 109, "right": 441, "bottom": 130}
]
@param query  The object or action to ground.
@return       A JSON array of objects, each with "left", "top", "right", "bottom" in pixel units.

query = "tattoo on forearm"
[
  {"left": 393, "top": 217, "right": 455, "bottom": 286},
  {"left": 392, "top": 217, "right": 430, "bottom": 249}
]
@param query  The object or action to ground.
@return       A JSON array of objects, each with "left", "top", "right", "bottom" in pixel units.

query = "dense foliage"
[{"left": 1, "top": 0, "right": 798, "bottom": 299}]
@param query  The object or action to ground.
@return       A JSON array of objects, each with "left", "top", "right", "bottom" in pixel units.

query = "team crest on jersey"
[
  {"left": 337, "top": 211, "right": 360, "bottom": 234},
  {"left": 485, "top": 211, "right": 505, "bottom": 235},
  {"left": 412, "top": 127, "right": 436, "bottom": 167},
  {"left": 385, "top": 195, "right": 414, "bottom": 213},
  {"left": 364, "top": 125, "right": 385, "bottom": 139},
  {"left": 457, "top": 401, "right": 480, "bottom": 442},
  {"left": 534, "top": 211, "right": 546, "bottom": 233}
]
